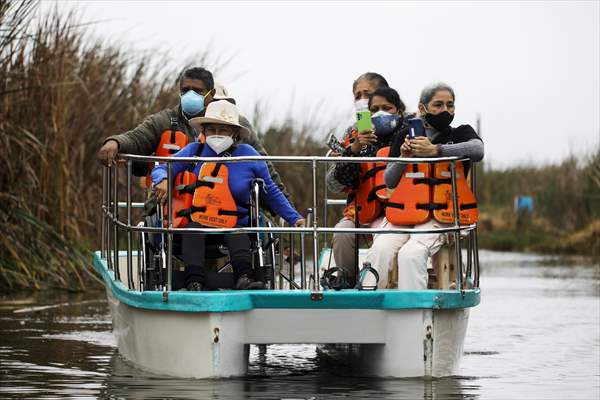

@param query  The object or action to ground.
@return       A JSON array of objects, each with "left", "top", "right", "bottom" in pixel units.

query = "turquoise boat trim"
[{"left": 93, "top": 251, "right": 480, "bottom": 313}]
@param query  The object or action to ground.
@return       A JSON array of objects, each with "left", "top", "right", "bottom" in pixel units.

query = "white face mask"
[
  {"left": 206, "top": 135, "right": 234, "bottom": 154},
  {"left": 354, "top": 98, "right": 369, "bottom": 112},
  {"left": 371, "top": 110, "right": 393, "bottom": 118}
]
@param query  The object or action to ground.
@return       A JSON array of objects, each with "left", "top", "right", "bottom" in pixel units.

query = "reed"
[{"left": 0, "top": 1, "right": 183, "bottom": 290}]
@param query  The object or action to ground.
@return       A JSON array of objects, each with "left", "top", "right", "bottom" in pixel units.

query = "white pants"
[{"left": 364, "top": 219, "right": 446, "bottom": 290}]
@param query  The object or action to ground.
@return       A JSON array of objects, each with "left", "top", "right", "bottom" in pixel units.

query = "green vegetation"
[
  {"left": 0, "top": 1, "right": 597, "bottom": 292},
  {"left": 476, "top": 152, "right": 600, "bottom": 258}
]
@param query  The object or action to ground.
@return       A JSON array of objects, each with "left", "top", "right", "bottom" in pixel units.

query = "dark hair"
[
  {"left": 178, "top": 67, "right": 214, "bottom": 90},
  {"left": 368, "top": 87, "right": 406, "bottom": 112},
  {"left": 352, "top": 72, "right": 389, "bottom": 93}
]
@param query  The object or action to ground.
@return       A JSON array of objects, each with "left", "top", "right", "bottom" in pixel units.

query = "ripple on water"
[{"left": 40, "top": 330, "right": 116, "bottom": 348}]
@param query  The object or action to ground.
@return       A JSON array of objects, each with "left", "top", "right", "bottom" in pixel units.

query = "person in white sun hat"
[
  {"left": 152, "top": 100, "right": 305, "bottom": 291},
  {"left": 212, "top": 83, "right": 236, "bottom": 104}
]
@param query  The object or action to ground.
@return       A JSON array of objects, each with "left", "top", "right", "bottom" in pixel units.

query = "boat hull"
[{"left": 97, "top": 252, "right": 475, "bottom": 378}]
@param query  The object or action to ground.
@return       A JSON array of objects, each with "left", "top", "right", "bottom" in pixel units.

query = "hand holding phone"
[
  {"left": 356, "top": 111, "right": 374, "bottom": 133},
  {"left": 407, "top": 118, "right": 426, "bottom": 139},
  {"left": 326, "top": 133, "right": 345, "bottom": 154}
]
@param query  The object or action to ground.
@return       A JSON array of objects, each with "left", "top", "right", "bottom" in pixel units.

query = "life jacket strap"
[
  {"left": 177, "top": 206, "right": 247, "bottom": 219},
  {"left": 367, "top": 185, "right": 386, "bottom": 202},
  {"left": 218, "top": 209, "right": 247, "bottom": 217},
  {"left": 362, "top": 164, "right": 386, "bottom": 181},
  {"left": 169, "top": 110, "right": 178, "bottom": 143},
  {"left": 385, "top": 202, "right": 405, "bottom": 210},
  {"left": 428, "top": 203, "right": 450, "bottom": 211},
  {"left": 460, "top": 202, "right": 478, "bottom": 210},
  {"left": 413, "top": 177, "right": 452, "bottom": 186},
  {"left": 179, "top": 180, "right": 214, "bottom": 193}
]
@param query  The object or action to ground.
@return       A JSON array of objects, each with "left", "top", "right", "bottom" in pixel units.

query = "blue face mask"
[
  {"left": 180, "top": 90, "right": 205, "bottom": 116},
  {"left": 372, "top": 112, "right": 401, "bottom": 137}
]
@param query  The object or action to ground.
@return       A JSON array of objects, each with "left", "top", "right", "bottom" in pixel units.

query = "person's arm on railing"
[
  {"left": 98, "top": 109, "right": 171, "bottom": 166},
  {"left": 437, "top": 138, "right": 484, "bottom": 162}
]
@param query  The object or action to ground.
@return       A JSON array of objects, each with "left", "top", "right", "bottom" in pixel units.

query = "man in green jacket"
[{"left": 97, "top": 66, "right": 290, "bottom": 200}]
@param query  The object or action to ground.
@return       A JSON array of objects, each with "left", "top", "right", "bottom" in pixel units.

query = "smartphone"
[
  {"left": 407, "top": 118, "right": 426, "bottom": 138},
  {"left": 326, "top": 133, "right": 345, "bottom": 154},
  {"left": 356, "top": 111, "right": 374, "bottom": 133}
]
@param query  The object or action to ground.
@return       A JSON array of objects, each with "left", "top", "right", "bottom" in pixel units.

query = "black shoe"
[
  {"left": 186, "top": 281, "right": 204, "bottom": 291},
  {"left": 235, "top": 274, "right": 266, "bottom": 290}
]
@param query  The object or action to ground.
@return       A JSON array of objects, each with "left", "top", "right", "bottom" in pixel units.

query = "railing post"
[
  {"left": 471, "top": 162, "right": 480, "bottom": 288},
  {"left": 277, "top": 221, "right": 284, "bottom": 290},
  {"left": 253, "top": 181, "right": 264, "bottom": 268},
  {"left": 300, "top": 217, "right": 306, "bottom": 289},
  {"left": 113, "top": 163, "right": 120, "bottom": 281},
  {"left": 166, "top": 162, "right": 173, "bottom": 292},
  {"left": 449, "top": 161, "right": 463, "bottom": 293},
  {"left": 106, "top": 166, "right": 113, "bottom": 270},
  {"left": 312, "top": 159, "right": 319, "bottom": 292},
  {"left": 101, "top": 167, "right": 107, "bottom": 260},
  {"left": 290, "top": 231, "right": 297, "bottom": 289},
  {"left": 126, "top": 160, "right": 133, "bottom": 290},
  {"left": 138, "top": 221, "right": 146, "bottom": 291}
]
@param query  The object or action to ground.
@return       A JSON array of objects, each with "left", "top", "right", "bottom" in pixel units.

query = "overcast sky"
[{"left": 43, "top": 1, "right": 599, "bottom": 168}]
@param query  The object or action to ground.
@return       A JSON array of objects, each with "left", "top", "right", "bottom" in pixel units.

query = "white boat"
[{"left": 96, "top": 154, "right": 481, "bottom": 378}]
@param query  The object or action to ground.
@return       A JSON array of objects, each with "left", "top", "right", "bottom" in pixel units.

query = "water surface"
[{"left": 1, "top": 250, "right": 598, "bottom": 399}]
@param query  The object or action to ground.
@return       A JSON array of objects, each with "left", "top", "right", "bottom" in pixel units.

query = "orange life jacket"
[
  {"left": 431, "top": 162, "right": 478, "bottom": 225},
  {"left": 374, "top": 146, "right": 390, "bottom": 200},
  {"left": 341, "top": 130, "right": 386, "bottom": 224},
  {"left": 162, "top": 170, "right": 196, "bottom": 228},
  {"left": 353, "top": 162, "right": 383, "bottom": 224},
  {"left": 386, "top": 161, "right": 478, "bottom": 226},
  {"left": 189, "top": 162, "right": 241, "bottom": 228},
  {"left": 144, "top": 112, "right": 192, "bottom": 188}
]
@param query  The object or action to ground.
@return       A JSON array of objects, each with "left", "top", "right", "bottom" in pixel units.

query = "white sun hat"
[
  {"left": 212, "top": 83, "right": 236, "bottom": 104},
  {"left": 189, "top": 100, "right": 249, "bottom": 137}
]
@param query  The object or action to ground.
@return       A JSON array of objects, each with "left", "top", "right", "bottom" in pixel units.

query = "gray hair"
[{"left": 419, "top": 82, "right": 455, "bottom": 105}]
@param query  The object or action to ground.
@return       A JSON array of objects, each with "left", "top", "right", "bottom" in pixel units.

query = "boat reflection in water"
[{"left": 101, "top": 346, "right": 479, "bottom": 400}]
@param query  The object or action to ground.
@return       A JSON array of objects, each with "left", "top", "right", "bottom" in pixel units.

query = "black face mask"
[{"left": 425, "top": 111, "right": 454, "bottom": 132}]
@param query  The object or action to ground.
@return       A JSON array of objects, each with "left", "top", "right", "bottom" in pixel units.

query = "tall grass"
[{"left": 0, "top": 1, "right": 186, "bottom": 290}]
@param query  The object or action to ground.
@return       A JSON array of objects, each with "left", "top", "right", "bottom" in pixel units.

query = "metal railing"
[{"left": 100, "top": 154, "right": 480, "bottom": 294}]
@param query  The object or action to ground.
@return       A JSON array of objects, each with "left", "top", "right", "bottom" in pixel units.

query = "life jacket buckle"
[
  {"left": 202, "top": 176, "right": 224, "bottom": 184},
  {"left": 162, "top": 143, "right": 181, "bottom": 151}
]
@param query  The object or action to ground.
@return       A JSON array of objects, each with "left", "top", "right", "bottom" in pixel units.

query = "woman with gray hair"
[{"left": 364, "top": 82, "right": 484, "bottom": 290}]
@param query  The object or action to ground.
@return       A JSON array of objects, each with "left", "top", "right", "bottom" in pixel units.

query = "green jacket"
[{"left": 105, "top": 105, "right": 291, "bottom": 201}]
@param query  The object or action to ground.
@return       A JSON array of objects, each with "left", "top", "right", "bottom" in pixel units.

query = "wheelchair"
[{"left": 139, "top": 179, "right": 279, "bottom": 291}]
